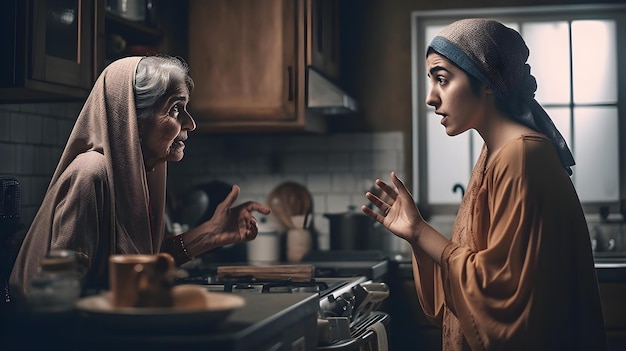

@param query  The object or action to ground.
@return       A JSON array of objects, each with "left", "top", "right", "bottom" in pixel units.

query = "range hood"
[{"left": 307, "top": 68, "right": 358, "bottom": 115}]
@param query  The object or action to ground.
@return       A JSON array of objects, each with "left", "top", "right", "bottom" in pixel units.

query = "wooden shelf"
[{"left": 105, "top": 12, "right": 161, "bottom": 45}]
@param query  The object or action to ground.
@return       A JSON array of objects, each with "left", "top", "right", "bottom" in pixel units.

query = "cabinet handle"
[
  {"left": 288, "top": 66, "right": 294, "bottom": 101},
  {"left": 316, "top": 0, "right": 324, "bottom": 53}
]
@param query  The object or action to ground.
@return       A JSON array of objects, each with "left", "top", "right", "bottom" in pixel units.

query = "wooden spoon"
[{"left": 267, "top": 182, "right": 313, "bottom": 230}]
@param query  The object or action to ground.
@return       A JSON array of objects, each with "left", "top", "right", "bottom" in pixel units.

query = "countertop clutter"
[{"left": 1, "top": 253, "right": 391, "bottom": 351}]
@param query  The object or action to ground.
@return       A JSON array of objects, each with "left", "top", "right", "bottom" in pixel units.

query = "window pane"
[
  {"left": 425, "top": 24, "right": 446, "bottom": 43},
  {"left": 500, "top": 22, "right": 519, "bottom": 31},
  {"left": 572, "top": 20, "right": 617, "bottom": 104},
  {"left": 470, "top": 130, "right": 482, "bottom": 167},
  {"left": 523, "top": 22, "right": 570, "bottom": 104},
  {"left": 544, "top": 107, "right": 572, "bottom": 149},
  {"left": 573, "top": 107, "right": 619, "bottom": 202},
  {"left": 427, "top": 111, "right": 471, "bottom": 204}
]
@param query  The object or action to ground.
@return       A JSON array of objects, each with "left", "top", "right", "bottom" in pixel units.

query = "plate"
[{"left": 75, "top": 285, "right": 245, "bottom": 331}]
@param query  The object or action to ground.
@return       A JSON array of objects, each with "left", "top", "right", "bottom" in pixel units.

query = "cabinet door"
[
  {"left": 308, "top": 0, "right": 339, "bottom": 80},
  {"left": 188, "top": 0, "right": 306, "bottom": 132},
  {"left": 31, "top": 0, "right": 94, "bottom": 90}
]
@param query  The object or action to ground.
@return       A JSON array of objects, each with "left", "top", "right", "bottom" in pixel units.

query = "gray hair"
[{"left": 134, "top": 56, "right": 194, "bottom": 121}]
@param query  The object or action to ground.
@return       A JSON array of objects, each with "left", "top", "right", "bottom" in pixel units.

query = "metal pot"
[{"left": 324, "top": 206, "right": 377, "bottom": 251}]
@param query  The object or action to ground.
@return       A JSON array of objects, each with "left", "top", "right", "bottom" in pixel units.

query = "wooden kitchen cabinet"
[
  {"left": 0, "top": 0, "right": 182, "bottom": 103},
  {"left": 102, "top": 11, "right": 161, "bottom": 65},
  {"left": 100, "top": 0, "right": 189, "bottom": 68},
  {"left": 187, "top": 0, "right": 340, "bottom": 133},
  {"left": 0, "top": 0, "right": 99, "bottom": 102}
]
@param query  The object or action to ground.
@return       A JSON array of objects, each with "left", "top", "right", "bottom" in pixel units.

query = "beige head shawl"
[
  {"left": 428, "top": 18, "right": 575, "bottom": 175},
  {"left": 56, "top": 56, "right": 166, "bottom": 253}
]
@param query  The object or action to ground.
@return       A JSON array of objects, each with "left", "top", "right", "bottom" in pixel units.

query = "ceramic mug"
[
  {"left": 108, "top": 253, "right": 175, "bottom": 308},
  {"left": 286, "top": 228, "right": 312, "bottom": 262}
]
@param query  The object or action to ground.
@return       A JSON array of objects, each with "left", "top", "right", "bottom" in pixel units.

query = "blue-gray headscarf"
[{"left": 428, "top": 18, "right": 575, "bottom": 175}]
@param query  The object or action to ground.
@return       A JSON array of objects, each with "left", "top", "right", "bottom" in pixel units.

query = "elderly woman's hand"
[{"left": 207, "top": 185, "right": 272, "bottom": 245}]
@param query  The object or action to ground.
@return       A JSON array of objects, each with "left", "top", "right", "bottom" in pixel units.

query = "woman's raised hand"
[
  {"left": 210, "top": 185, "right": 271, "bottom": 244},
  {"left": 362, "top": 172, "right": 425, "bottom": 245}
]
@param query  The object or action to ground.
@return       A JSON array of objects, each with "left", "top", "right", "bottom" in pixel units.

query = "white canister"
[
  {"left": 247, "top": 218, "right": 280, "bottom": 263},
  {"left": 287, "top": 228, "right": 311, "bottom": 262}
]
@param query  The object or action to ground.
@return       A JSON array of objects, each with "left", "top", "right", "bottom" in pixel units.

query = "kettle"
[{"left": 324, "top": 206, "right": 378, "bottom": 251}]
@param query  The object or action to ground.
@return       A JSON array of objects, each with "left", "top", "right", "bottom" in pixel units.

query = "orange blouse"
[{"left": 413, "top": 134, "right": 607, "bottom": 350}]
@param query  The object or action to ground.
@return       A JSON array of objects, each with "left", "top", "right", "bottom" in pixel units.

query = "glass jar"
[{"left": 27, "top": 249, "right": 82, "bottom": 312}]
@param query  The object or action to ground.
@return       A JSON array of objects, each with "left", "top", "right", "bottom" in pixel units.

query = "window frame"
[{"left": 411, "top": 4, "right": 626, "bottom": 216}]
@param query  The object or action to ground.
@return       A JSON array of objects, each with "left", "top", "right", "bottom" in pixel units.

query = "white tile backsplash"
[
  {"left": 0, "top": 113, "right": 10, "bottom": 142},
  {"left": 10, "top": 113, "right": 28, "bottom": 143},
  {"left": 327, "top": 152, "right": 351, "bottom": 171},
  {"left": 326, "top": 193, "right": 354, "bottom": 213},
  {"left": 15, "top": 145, "right": 33, "bottom": 174},
  {"left": 372, "top": 132, "right": 404, "bottom": 151},
  {"left": 1, "top": 101, "right": 405, "bottom": 234},
  {"left": 307, "top": 173, "right": 332, "bottom": 192},
  {"left": 168, "top": 131, "right": 405, "bottom": 221},
  {"left": 0, "top": 102, "right": 83, "bottom": 226},
  {"left": 42, "top": 117, "right": 59, "bottom": 145},
  {"left": 26, "top": 115, "right": 42, "bottom": 144},
  {"left": 282, "top": 152, "right": 328, "bottom": 173},
  {"left": 330, "top": 133, "right": 374, "bottom": 151}
]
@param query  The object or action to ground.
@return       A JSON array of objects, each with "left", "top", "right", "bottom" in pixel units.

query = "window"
[{"left": 411, "top": 4, "right": 626, "bottom": 215}]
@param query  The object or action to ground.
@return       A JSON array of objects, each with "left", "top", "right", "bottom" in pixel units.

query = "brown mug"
[{"left": 108, "top": 253, "right": 175, "bottom": 308}]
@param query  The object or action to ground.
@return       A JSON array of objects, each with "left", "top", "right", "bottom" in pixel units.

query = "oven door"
[
  {"left": 318, "top": 311, "right": 389, "bottom": 351},
  {"left": 318, "top": 279, "right": 390, "bottom": 351}
]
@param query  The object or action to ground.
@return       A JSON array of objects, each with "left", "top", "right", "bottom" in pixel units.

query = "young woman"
[{"left": 363, "top": 19, "right": 606, "bottom": 350}]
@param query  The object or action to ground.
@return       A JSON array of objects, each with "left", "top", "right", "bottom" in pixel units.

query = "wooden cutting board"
[{"left": 216, "top": 264, "right": 315, "bottom": 281}]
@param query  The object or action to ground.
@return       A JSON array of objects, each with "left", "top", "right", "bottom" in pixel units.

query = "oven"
[
  {"left": 316, "top": 277, "right": 390, "bottom": 351},
  {"left": 177, "top": 263, "right": 390, "bottom": 351}
]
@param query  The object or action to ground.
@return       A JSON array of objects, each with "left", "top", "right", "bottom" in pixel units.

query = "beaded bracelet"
[
  {"left": 178, "top": 234, "right": 192, "bottom": 261},
  {"left": 162, "top": 234, "right": 193, "bottom": 265}
]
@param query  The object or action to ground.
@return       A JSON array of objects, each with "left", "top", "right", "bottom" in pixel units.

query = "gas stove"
[
  {"left": 176, "top": 262, "right": 390, "bottom": 350},
  {"left": 178, "top": 269, "right": 370, "bottom": 316}
]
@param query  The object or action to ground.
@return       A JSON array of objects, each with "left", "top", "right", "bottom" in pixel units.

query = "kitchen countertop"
[
  {"left": 593, "top": 257, "right": 626, "bottom": 283},
  {"left": 388, "top": 252, "right": 626, "bottom": 283},
  {"left": 1, "top": 293, "right": 320, "bottom": 351}
]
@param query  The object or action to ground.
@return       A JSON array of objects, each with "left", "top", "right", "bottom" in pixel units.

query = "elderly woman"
[
  {"left": 363, "top": 19, "right": 606, "bottom": 350},
  {"left": 9, "top": 56, "right": 270, "bottom": 296}
]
